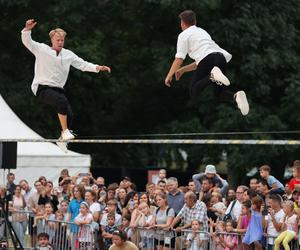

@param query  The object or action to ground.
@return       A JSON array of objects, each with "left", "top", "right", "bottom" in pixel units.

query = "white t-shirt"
[
  {"left": 224, "top": 200, "right": 241, "bottom": 222},
  {"left": 175, "top": 25, "right": 232, "bottom": 65},
  {"left": 285, "top": 214, "right": 297, "bottom": 234},
  {"left": 89, "top": 202, "right": 101, "bottom": 214},
  {"left": 100, "top": 212, "right": 122, "bottom": 227},
  {"left": 266, "top": 209, "right": 285, "bottom": 244},
  {"left": 74, "top": 213, "right": 94, "bottom": 242},
  {"left": 186, "top": 232, "right": 206, "bottom": 250}
]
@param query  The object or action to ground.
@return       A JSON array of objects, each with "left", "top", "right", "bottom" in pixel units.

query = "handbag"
[{"left": 223, "top": 200, "right": 237, "bottom": 222}]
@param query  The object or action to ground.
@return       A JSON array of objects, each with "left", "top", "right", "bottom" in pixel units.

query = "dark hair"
[
  {"left": 157, "top": 180, "right": 166, "bottom": 185},
  {"left": 122, "top": 214, "right": 131, "bottom": 221},
  {"left": 85, "top": 190, "right": 97, "bottom": 201},
  {"left": 124, "top": 191, "right": 138, "bottom": 208},
  {"left": 242, "top": 199, "right": 252, "bottom": 209},
  {"left": 179, "top": 10, "right": 196, "bottom": 26},
  {"left": 259, "top": 165, "right": 271, "bottom": 172},
  {"left": 245, "top": 189, "right": 258, "bottom": 199},
  {"left": 202, "top": 177, "right": 214, "bottom": 185},
  {"left": 269, "top": 194, "right": 282, "bottom": 203},
  {"left": 107, "top": 212, "right": 116, "bottom": 220},
  {"left": 258, "top": 179, "right": 268, "bottom": 187},
  {"left": 38, "top": 232, "right": 49, "bottom": 240},
  {"left": 73, "top": 185, "right": 85, "bottom": 199},
  {"left": 139, "top": 192, "right": 151, "bottom": 206},
  {"left": 112, "top": 230, "right": 127, "bottom": 241},
  {"left": 252, "top": 195, "right": 263, "bottom": 209}
]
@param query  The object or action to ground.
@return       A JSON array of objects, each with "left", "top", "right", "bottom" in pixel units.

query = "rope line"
[
  {"left": 77, "top": 130, "right": 300, "bottom": 139},
  {"left": 1, "top": 138, "right": 300, "bottom": 145}
]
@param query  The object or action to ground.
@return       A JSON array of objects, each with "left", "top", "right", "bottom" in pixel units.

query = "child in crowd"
[
  {"left": 52, "top": 210, "right": 68, "bottom": 248},
  {"left": 287, "top": 161, "right": 300, "bottom": 192},
  {"left": 210, "top": 191, "right": 227, "bottom": 220},
  {"left": 236, "top": 200, "right": 251, "bottom": 233},
  {"left": 274, "top": 200, "right": 298, "bottom": 250},
  {"left": 134, "top": 202, "right": 154, "bottom": 250},
  {"left": 119, "top": 214, "right": 132, "bottom": 240},
  {"left": 209, "top": 219, "right": 225, "bottom": 250},
  {"left": 37, "top": 232, "right": 53, "bottom": 250},
  {"left": 219, "top": 220, "right": 238, "bottom": 250},
  {"left": 186, "top": 220, "right": 205, "bottom": 250},
  {"left": 102, "top": 213, "right": 118, "bottom": 250},
  {"left": 259, "top": 165, "right": 285, "bottom": 195},
  {"left": 74, "top": 202, "right": 94, "bottom": 250},
  {"left": 242, "top": 196, "right": 263, "bottom": 250},
  {"left": 59, "top": 200, "right": 69, "bottom": 221}
]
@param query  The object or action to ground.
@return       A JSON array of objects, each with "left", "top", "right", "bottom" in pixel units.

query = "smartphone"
[{"left": 78, "top": 173, "right": 89, "bottom": 177}]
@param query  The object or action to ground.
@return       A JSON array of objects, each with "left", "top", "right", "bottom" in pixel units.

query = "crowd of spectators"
[{"left": 1, "top": 160, "right": 300, "bottom": 250}]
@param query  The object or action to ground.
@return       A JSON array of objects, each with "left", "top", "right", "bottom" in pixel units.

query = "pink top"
[
  {"left": 241, "top": 215, "right": 251, "bottom": 229},
  {"left": 224, "top": 234, "right": 238, "bottom": 250}
]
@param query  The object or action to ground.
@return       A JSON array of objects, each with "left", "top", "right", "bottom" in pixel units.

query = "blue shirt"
[
  {"left": 267, "top": 175, "right": 284, "bottom": 190},
  {"left": 167, "top": 191, "right": 185, "bottom": 215},
  {"left": 68, "top": 198, "right": 83, "bottom": 221}
]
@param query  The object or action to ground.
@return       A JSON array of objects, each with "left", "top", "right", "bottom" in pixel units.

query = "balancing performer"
[
  {"left": 21, "top": 19, "right": 111, "bottom": 152},
  {"left": 165, "top": 10, "right": 249, "bottom": 116}
]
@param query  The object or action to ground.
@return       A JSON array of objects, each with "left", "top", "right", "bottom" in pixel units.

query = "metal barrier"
[{"left": 2, "top": 210, "right": 95, "bottom": 250}]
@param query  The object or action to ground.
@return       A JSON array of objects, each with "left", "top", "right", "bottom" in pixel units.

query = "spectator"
[
  {"left": 28, "top": 180, "right": 44, "bottom": 213},
  {"left": 292, "top": 187, "right": 300, "bottom": 204},
  {"left": 210, "top": 220, "right": 225, "bottom": 250},
  {"left": 74, "top": 201, "right": 94, "bottom": 249},
  {"left": 45, "top": 181, "right": 59, "bottom": 212},
  {"left": 10, "top": 185, "right": 27, "bottom": 246},
  {"left": 210, "top": 192, "right": 227, "bottom": 220},
  {"left": 68, "top": 185, "right": 85, "bottom": 224},
  {"left": 193, "top": 165, "right": 228, "bottom": 194},
  {"left": 134, "top": 202, "right": 154, "bottom": 250},
  {"left": 219, "top": 220, "right": 238, "bottom": 250},
  {"left": 119, "top": 214, "right": 132, "bottom": 240},
  {"left": 7, "top": 173, "right": 16, "bottom": 197},
  {"left": 123, "top": 191, "right": 139, "bottom": 216},
  {"left": 224, "top": 186, "right": 247, "bottom": 223},
  {"left": 37, "top": 232, "right": 53, "bottom": 250},
  {"left": 171, "top": 191, "right": 208, "bottom": 232},
  {"left": 157, "top": 180, "right": 167, "bottom": 192},
  {"left": 263, "top": 194, "right": 285, "bottom": 250},
  {"left": 274, "top": 200, "right": 298, "bottom": 250},
  {"left": 166, "top": 177, "right": 185, "bottom": 215},
  {"left": 151, "top": 192, "right": 175, "bottom": 250},
  {"left": 199, "top": 177, "right": 214, "bottom": 201},
  {"left": 287, "top": 160, "right": 300, "bottom": 192},
  {"left": 85, "top": 190, "right": 100, "bottom": 222},
  {"left": 109, "top": 230, "right": 138, "bottom": 250},
  {"left": 236, "top": 200, "right": 251, "bottom": 234},
  {"left": 101, "top": 199, "right": 122, "bottom": 231},
  {"left": 146, "top": 182, "right": 156, "bottom": 205},
  {"left": 103, "top": 213, "right": 119, "bottom": 250},
  {"left": 58, "top": 169, "right": 70, "bottom": 186},
  {"left": 96, "top": 176, "right": 105, "bottom": 187},
  {"left": 153, "top": 169, "right": 167, "bottom": 185},
  {"left": 122, "top": 177, "right": 134, "bottom": 194},
  {"left": 188, "top": 179, "right": 198, "bottom": 195},
  {"left": 19, "top": 179, "right": 36, "bottom": 205},
  {"left": 259, "top": 165, "right": 284, "bottom": 195},
  {"left": 59, "top": 200, "right": 69, "bottom": 220},
  {"left": 185, "top": 220, "right": 205, "bottom": 250},
  {"left": 249, "top": 178, "right": 259, "bottom": 191},
  {"left": 116, "top": 188, "right": 127, "bottom": 213},
  {"left": 38, "top": 176, "right": 47, "bottom": 186},
  {"left": 242, "top": 195, "right": 263, "bottom": 250},
  {"left": 257, "top": 179, "right": 270, "bottom": 200},
  {"left": 243, "top": 188, "right": 257, "bottom": 201}
]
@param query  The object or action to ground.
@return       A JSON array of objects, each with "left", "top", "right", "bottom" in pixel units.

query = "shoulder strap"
[{"left": 228, "top": 200, "right": 237, "bottom": 214}]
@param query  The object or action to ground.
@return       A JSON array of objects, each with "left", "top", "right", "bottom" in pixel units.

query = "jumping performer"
[
  {"left": 165, "top": 10, "right": 249, "bottom": 116},
  {"left": 21, "top": 19, "right": 111, "bottom": 152}
]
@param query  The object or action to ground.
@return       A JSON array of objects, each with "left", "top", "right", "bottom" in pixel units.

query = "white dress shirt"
[
  {"left": 175, "top": 25, "right": 232, "bottom": 65},
  {"left": 21, "top": 29, "right": 99, "bottom": 95}
]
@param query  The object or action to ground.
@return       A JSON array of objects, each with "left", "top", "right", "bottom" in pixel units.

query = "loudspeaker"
[{"left": 0, "top": 142, "right": 17, "bottom": 169}]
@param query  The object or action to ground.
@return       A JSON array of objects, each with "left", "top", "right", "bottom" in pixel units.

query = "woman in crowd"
[
  {"left": 242, "top": 196, "right": 263, "bottom": 250},
  {"left": 45, "top": 181, "right": 59, "bottom": 212},
  {"left": 236, "top": 200, "right": 252, "bottom": 234},
  {"left": 116, "top": 188, "right": 127, "bottom": 214},
  {"left": 85, "top": 190, "right": 101, "bottom": 223},
  {"left": 109, "top": 230, "right": 138, "bottom": 250},
  {"left": 10, "top": 185, "right": 27, "bottom": 246},
  {"left": 151, "top": 192, "right": 175, "bottom": 250},
  {"left": 58, "top": 169, "right": 71, "bottom": 186},
  {"left": 123, "top": 191, "right": 139, "bottom": 216}
]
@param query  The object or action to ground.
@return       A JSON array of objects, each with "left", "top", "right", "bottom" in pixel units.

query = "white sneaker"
[
  {"left": 235, "top": 91, "right": 249, "bottom": 116},
  {"left": 210, "top": 66, "right": 230, "bottom": 86},
  {"left": 61, "top": 129, "right": 75, "bottom": 140},
  {"left": 56, "top": 137, "right": 68, "bottom": 153}
]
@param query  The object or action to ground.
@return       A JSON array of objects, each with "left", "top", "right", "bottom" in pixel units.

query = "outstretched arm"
[
  {"left": 164, "top": 58, "right": 183, "bottom": 87},
  {"left": 24, "top": 19, "right": 37, "bottom": 31},
  {"left": 21, "top": 19, "right": 41, "bottom": 54}
]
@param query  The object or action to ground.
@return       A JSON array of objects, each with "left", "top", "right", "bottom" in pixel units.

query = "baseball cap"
[
  {"left": 205, "top": 165, "right": 216, "bottom": 174},
  {"left": 122, "top": 176, "right": 132, "bottom": 182}
]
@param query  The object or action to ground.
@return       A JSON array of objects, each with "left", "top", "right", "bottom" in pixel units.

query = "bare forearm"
[
  {"left": 167, "top": 58, "right": 183, "bottom": 78},
  {"left": 180, "top": 62, "right": 197, "bottom": 73}
]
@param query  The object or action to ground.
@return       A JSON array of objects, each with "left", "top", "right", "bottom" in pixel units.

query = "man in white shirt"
[
  {"left": 165, "top": 10, "right": 249, "bottom": 116},
  {"left": 21, "top": 19, "right": 111, "bottom": 151},
  {"left": 263, "top": 194, "right": 285, "bottom": 250}
]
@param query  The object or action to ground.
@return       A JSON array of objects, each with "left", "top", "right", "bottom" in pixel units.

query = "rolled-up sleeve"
[
  {"left": 71, "top": 53, "right": 99, "bottom": 72},
  {"left": 21, "top": 29, "right": 41, "bottom": 54},
  {"left": 175, "top": 33, "right": 188, "bottom": 60}
]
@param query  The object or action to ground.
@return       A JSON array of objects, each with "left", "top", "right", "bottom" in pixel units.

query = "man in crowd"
[
  {"left": 153, "top": 169, "right": 167, "bottom": 184},
  {"left": 157, "top": 180, "right": 167, "bottom": 192},
  {"left": 100, "top": 199, "right": 122, "bottom": 231},
  {"left": 166, "top": 177, "right": 185, "bottom": 215},
  {"left": 249, "top": 178, "right": 259, "bottom": 191},
  {"left": 263, "top": 194, "right": 285, "bottom": 250},
  {"left": 193, "top": 165, "right": 228, "bottom": 195},
  {"left": 224, "top": 185, "right": 248, "bottom": 223},
  {"left": 19, "top": 179, "right": 36, "bottom": 205},
  {"left": 7, "top": 173, "right": 16, "bottom": 195},
  {"left": 187, "top": 179, "right": 198, "bottom": 195}
]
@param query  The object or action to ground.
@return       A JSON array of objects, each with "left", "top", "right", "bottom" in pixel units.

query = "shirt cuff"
[
  {"left": 175, "top": 52, "right": 186, "bottom": 60},
  {"left": 21, "top": 28, "right": 31, "bottom": 34},
  {"left": 95, "top": 65, "right": 100, "bottom": 73}
]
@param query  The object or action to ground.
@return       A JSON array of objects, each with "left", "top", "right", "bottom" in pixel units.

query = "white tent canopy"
[{"left": 0, "top": 94, "right": 91, "bottom": 185}]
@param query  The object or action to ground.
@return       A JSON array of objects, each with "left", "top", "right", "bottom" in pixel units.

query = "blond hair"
[{"left": 49, "top": 28, "right": 67, "bottom": 39}]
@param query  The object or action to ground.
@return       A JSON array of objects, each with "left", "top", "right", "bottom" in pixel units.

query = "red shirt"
[{"left": 287, "top": 178, "right": 300, "bottom": 191}]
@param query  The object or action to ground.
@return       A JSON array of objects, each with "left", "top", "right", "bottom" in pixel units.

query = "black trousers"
[
  {"left": 36, "top": 85, "right": 73, "bottom": 129},
  {"left": 190, "top": 52, "right": 234, "bottom": 102}
]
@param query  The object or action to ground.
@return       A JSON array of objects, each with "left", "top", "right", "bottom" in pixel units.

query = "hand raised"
[
  {"left": 97, "top": 65, "right": 111, "bottom": 73},
  {"left": 25, "top": 19, "right": 37, "bottom": 31}
]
